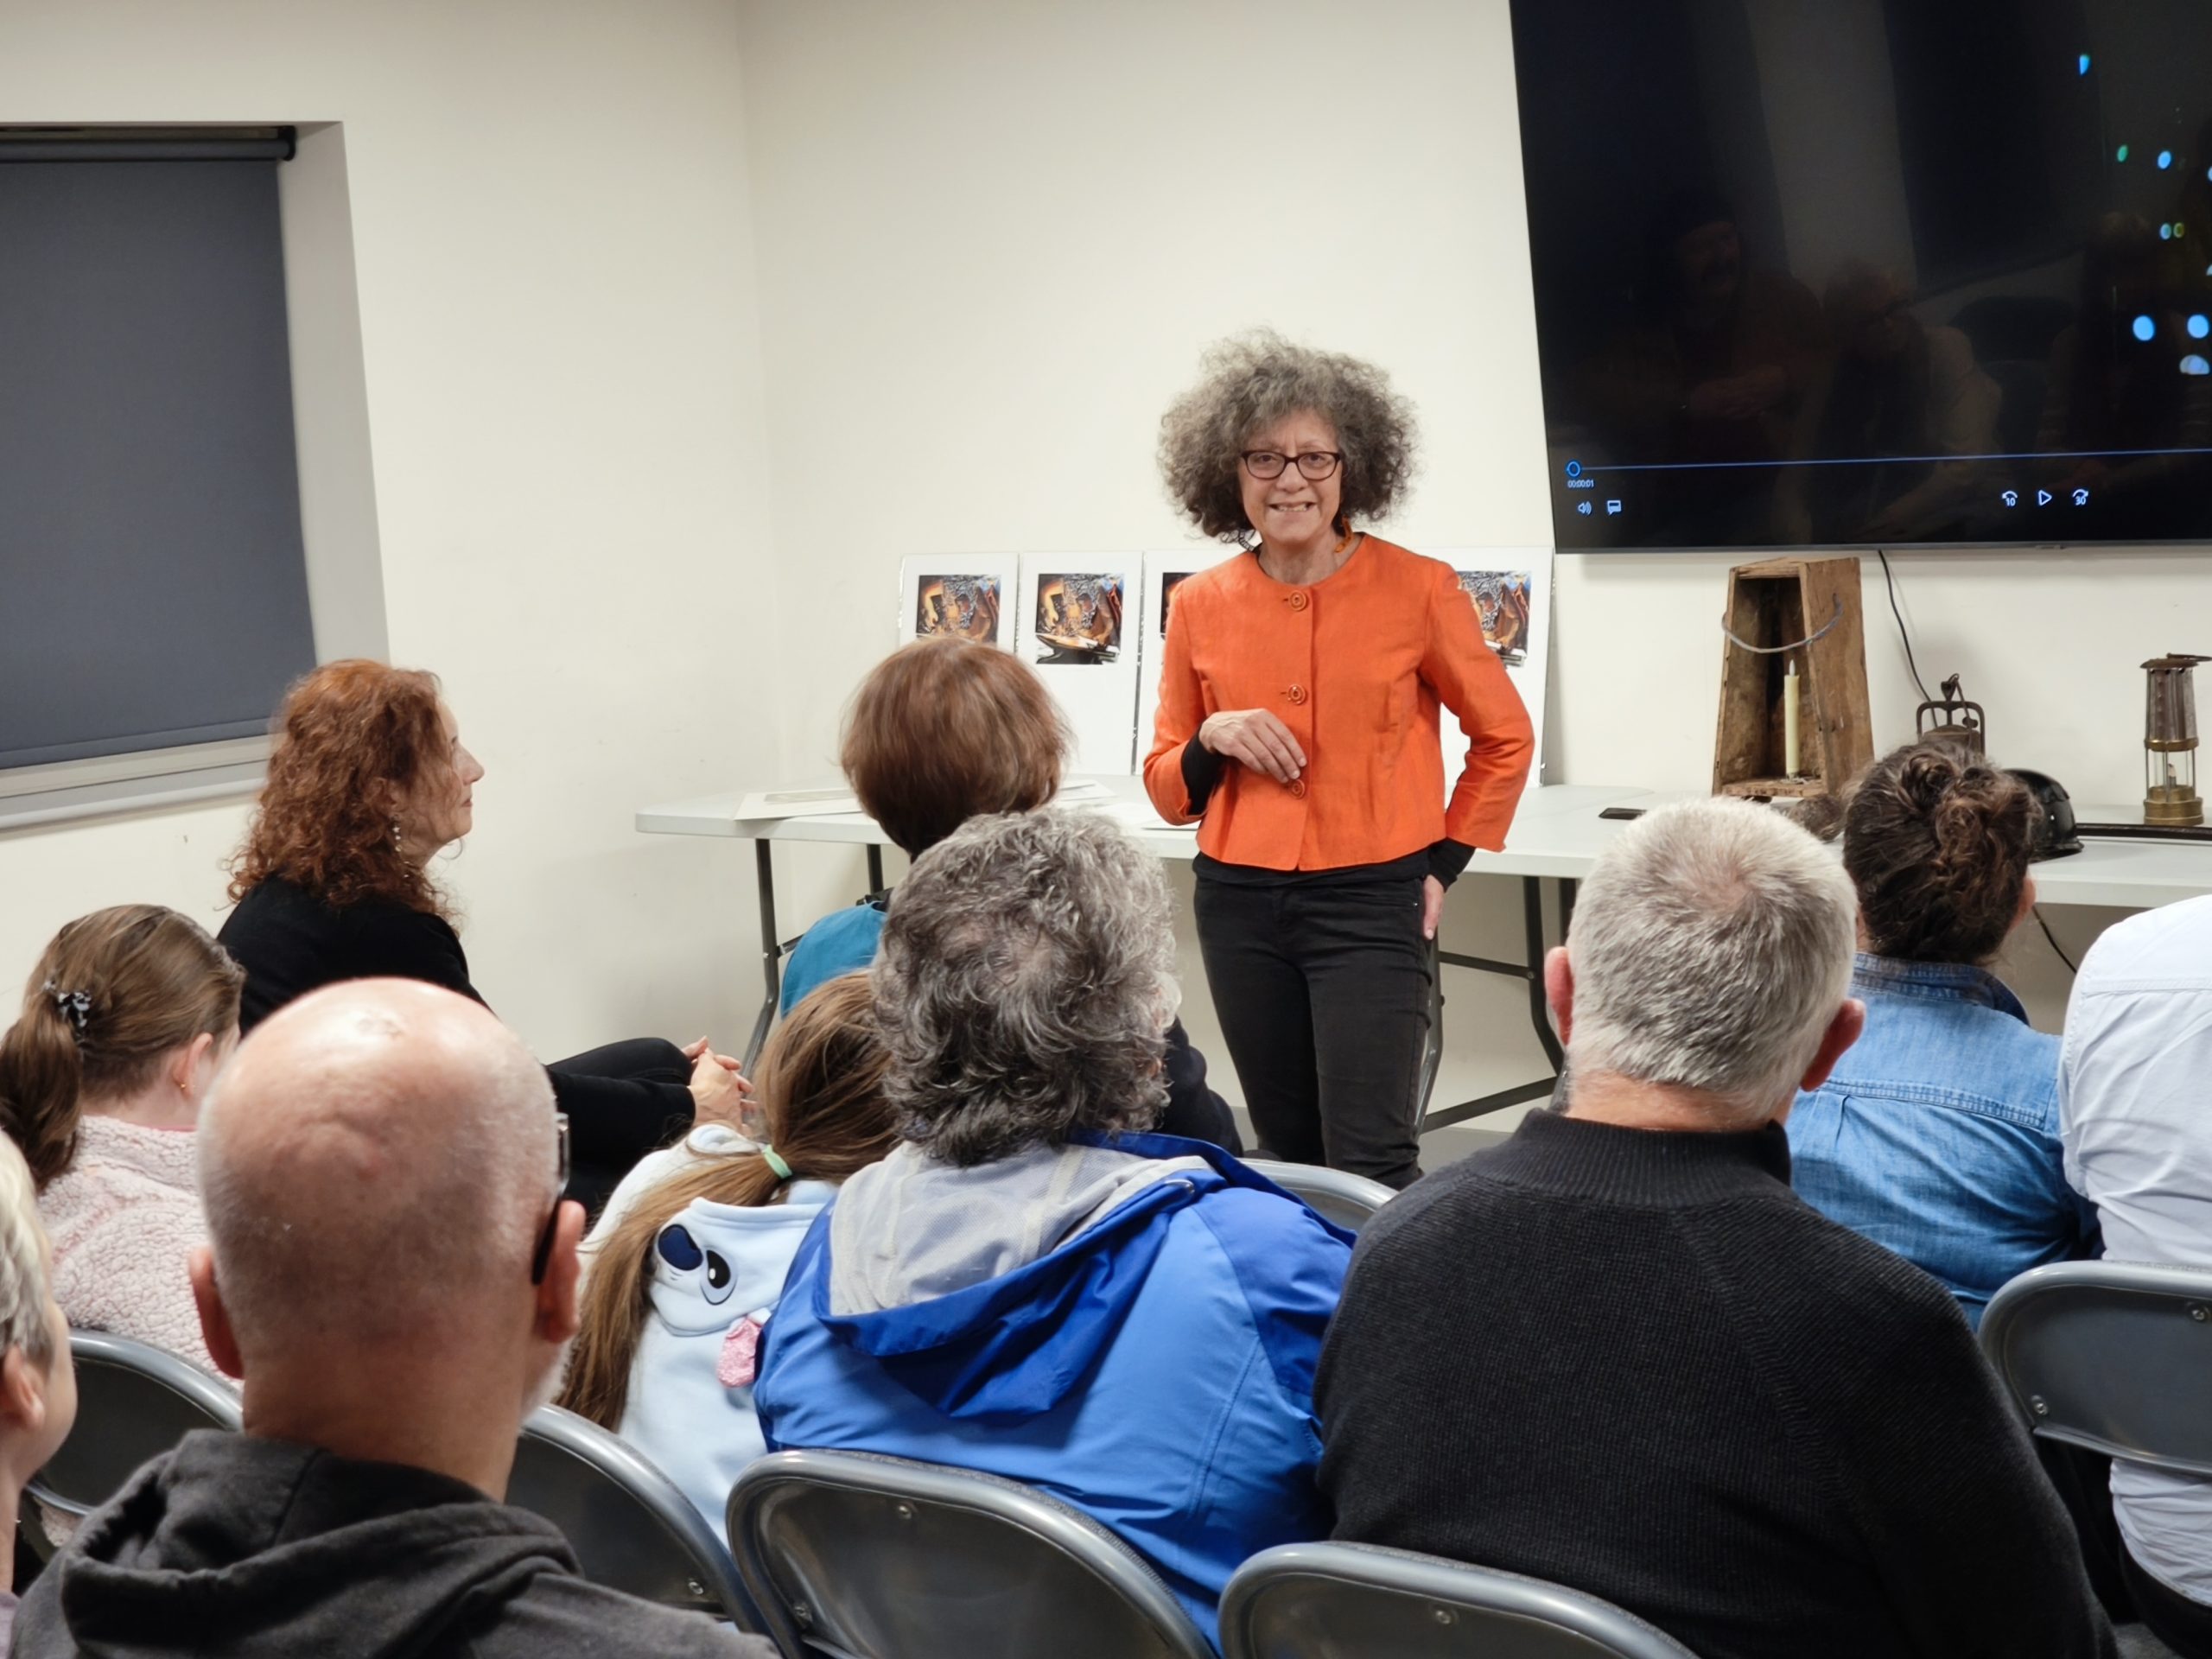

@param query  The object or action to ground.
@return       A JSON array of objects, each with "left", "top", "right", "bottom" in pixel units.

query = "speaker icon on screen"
[{"left": 1576, "top": 500, "right": 1592, "bottom": 516}]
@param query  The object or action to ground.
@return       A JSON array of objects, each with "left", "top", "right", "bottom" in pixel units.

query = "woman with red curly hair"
[{"left": 219, "top": 660, "right": 747, "bottom": 1209}]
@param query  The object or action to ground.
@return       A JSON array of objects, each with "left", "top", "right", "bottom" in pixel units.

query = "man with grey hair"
[
  {"left": 755, "top": 808, "right": 1353, "bottom": 1640},
  {"left": 15, "top": 980, "right": 770, "bottom": 1659},
  {"left": 1319, "top": 798, "right": 2113, "bottom": 1659}
]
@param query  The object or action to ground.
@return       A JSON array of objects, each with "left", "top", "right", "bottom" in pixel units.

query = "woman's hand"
[
  {"left": 684, "top": 1038, "right": 755, "bottom": 1130},
  {"left": 1200, "top": 709, "right": 1306, "bottom": 784},
  {"left": 1421, "top": 875, "right": 1446, "bottom": 941}
]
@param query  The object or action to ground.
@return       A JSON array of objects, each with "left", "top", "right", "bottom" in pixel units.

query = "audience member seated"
[
  {"left": 755, "top": 810, "right": 1350, "bottom": 1643},
  {"left": 783, "top": 634, "right": 1239, "bottom": 1149},
  {"left": 1788, "top": 742, "right": 2097, "bottom": 1326},
  {"left": 560, "top": 972, "right": 896, "bottom": 1535},
  {"left": 1318, "top": 798, "right": 2113, "bottom": 1659},
  {"left": 0, "top": 906, "right": 242, "bottom": 1371},
  {"left": 12, "top": 979, "right": 770, "bottom": 1658},
  {"left": 217, "top": 659, "right": 747, "bottom": 1211},
  {"left": 0, "top": 1137, "right": 79, "bottom": 1649},
  {"left": 2063, "top": 896, "right": 2212, "bottom": 1656}
]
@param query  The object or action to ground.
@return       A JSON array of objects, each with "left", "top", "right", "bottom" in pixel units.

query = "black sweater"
[
  {"left": 219, "top": 878, "right": 693, "bottom": 1171},
  {"left": 1316, "top": 1109, "right": 2115, "bottom": 1659}
]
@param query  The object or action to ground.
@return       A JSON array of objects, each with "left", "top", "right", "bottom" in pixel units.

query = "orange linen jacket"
[{"left": 1143, "top": 537, "right": 1535, "bottom": 871}]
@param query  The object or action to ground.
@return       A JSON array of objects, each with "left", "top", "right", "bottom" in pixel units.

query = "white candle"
[{"left": 1783, "top": 661, "right": 1802, "bottom": 777}]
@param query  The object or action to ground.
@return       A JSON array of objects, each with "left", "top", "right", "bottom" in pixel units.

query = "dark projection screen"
[
  {"left": 1511, "top": 0, "right": 2212, "bottom": 551},
  {"left": 0, "top": 157, "right": 313, "bottom": 770}
]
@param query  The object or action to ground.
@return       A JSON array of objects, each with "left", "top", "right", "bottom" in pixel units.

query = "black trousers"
[
  {"left": 549, "top": 1037, "right": 696, "bottom": 1217},
  {"left": 2124, "top": 1542, "right": 2212, "bottom": 1656},
  {"left": 1194, "top": 868, "right": 1432, "bottom": 1189}
]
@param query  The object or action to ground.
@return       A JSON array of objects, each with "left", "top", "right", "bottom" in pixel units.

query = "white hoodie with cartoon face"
[{"left": 616, "top": 1179, "right": 842, "bottom": 1539}]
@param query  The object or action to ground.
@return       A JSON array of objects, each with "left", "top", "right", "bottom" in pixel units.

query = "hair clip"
[{"left": 40, "top": 980, "right": 92, "bottom": 1039}]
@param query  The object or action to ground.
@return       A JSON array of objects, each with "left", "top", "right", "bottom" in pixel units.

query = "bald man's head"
[{"left": 197, "top": 981, "right": 557, "bottom": 1356}]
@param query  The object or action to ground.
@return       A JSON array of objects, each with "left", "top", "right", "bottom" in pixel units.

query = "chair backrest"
[
  {"left": 728, "top": 1448, "right": 1215, "bottom": 1659},
  {"left": 509, "top": 1404, "right": 756, "bottom": 1624},
  {"left": 1243, "top": 1160, "right": 1395, "bottom": 1233},
  {"left": 1980, "top": 1260, "right": 2212, "bottom": 1474},
  {"left": 1220, "top": 1543, "right": 1700, "bottom": 1659},
  {"left": 27, "top": 1331, "right": 240, "bottom": 1527}
]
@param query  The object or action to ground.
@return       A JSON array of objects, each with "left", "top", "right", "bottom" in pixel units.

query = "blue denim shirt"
[{"left": 1788, "top": 954, "right": 2098, "bottom": 1329}]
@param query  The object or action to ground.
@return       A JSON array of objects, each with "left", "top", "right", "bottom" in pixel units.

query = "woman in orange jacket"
[{"left": 1147, "top": 333, "right": 1534, "bottom": 1187}]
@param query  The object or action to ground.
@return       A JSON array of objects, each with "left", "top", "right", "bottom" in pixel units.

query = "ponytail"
[
  {"left": 558, "top": 972, "right": 896, "bottom": 1428},
  {"left": 0, "top": 906, "right": 244, "bottom": 1192},
  {"left": 0, "top": 995, "right": 88, "bottom": 1190}
]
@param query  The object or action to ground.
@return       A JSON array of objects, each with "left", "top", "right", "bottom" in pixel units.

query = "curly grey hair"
[
  {"left": 1158, "top": 328, "right": 1419, "bottom": 541},
  {"left": 873, "top": 808, "right": 1177, "bottom": 1166}
]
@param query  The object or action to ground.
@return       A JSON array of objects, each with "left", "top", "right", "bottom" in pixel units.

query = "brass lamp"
[{"left": 2144, "top": 654, "right": 2209, "bottom": 827}]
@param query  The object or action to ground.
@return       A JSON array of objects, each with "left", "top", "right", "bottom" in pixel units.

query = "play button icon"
[{"left": 2037, "top": 489, "right": 2054, "bottom": 505}]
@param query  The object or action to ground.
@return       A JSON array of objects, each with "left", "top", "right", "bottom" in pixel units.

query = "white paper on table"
[
  {"left": 1017, "top": 554, "right": 1143, "bottom": 776},
  {"left": 1428, "top": 546, "right": 1554, "bottom": 791},
  {"left": 1136, "top": 547, "right": 1235, "bottom": 773},
  {"left": 897, "top": 556, "right": 1020, "bottom": 651},
  {"left": 734, "top": 787, "right": 864, "bottom": 821}
]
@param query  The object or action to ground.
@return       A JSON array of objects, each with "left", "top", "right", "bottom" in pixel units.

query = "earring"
[{"left": 391, "top": 820, "right": 405, "bottom": 855}]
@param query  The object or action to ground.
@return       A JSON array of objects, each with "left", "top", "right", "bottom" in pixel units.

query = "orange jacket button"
[
  {"left": 1289, "top": 778, "right": 1308, "bottom": 799},
  {"left": 1287, "top": 590, "right": 1310, "bottom": 612},
  {"left": 1286, "top": 684, "right": 1308, "bottom": 704}
]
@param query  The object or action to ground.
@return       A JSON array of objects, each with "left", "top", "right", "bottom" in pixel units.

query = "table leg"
[
  {"left": 745, "top": 839, "right": 781, "bottom": 1069},
  {"left": 867, "top": 844, "right": 885, "bottom": 893},
  {"left": 1416, "top": 874, "right": 1565, "bottom": 1135}
]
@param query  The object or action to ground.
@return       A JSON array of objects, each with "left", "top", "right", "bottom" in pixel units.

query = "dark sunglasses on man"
[{"left": 529, "top": 1112, "right": 571, "bottom": 1286}]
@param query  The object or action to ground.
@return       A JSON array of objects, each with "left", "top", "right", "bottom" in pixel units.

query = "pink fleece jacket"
[{"left": 39, "top": 1116, "right": 216, "bottom": 1373}]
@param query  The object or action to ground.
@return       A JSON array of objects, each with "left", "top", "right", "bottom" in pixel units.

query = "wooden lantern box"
[{"left": 1713, "top": 556, "right": 1873, "bottom": 800}]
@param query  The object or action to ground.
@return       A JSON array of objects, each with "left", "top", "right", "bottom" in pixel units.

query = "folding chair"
[
  {"left": 1980, "top": 1261, "right": 2212, "bottom": 1471},
  {"left": 1243, "top": 1159, "right": 1396, "bottom": 1233},
  {"left": 511, "top": 1403, "right": 757, "bottom": 1625},
  {"left": 727, "top": 1448, "right": 1213, "bottom": 1659},
  {"left": 1221, "top": 1541, "right": 1699, "bottom": 1659},
  {"left": 23, "top": 1331, "right": 240, "bottom": 1557}
]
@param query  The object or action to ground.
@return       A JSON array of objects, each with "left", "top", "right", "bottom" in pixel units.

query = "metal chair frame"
[
  {"left": 513, "top": 1403, "right": 757, "bottom": 1624},
  {"left": 728, "top": 1447, "right": 1214, "bottom": 1659},
  {"left": 1220, "top": 1541, "right": 1700, "bottom": 1659},
  {"left": 22, "top": 1330, "right": 241, "bottom": 1558},
  {"left": 1980, "top": 1259, "right": 2212, "bottom": 1474},
  {"left": 1243, "top": 1159, "right": 1395, "bottom": 1233}
]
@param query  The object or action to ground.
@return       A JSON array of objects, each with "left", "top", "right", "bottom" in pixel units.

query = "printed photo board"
[
  {"left": 1432, "top": 546, "right": 1554, "bottom": 790},
  {"left": 896, "top": 556, "right": 1020, "bottom": 651},
  {"left": 1017, "top": 553, "right": 1142, "bottom": 775}
]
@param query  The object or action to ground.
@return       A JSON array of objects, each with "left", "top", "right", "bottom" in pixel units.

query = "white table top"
[{"left": 635, "top": 781, "right": 2212, "bottom": 911}]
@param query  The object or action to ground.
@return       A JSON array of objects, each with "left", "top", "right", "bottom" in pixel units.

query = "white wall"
[
  {"left": 734, "top": 0, "right": 2177, "bottom": 1119},
  {"left": 0, "top": 1, "right": 779, "bottom": 1066},
  {"left": 2, "top": 0, "right": 2183, "bottom": 1125}
]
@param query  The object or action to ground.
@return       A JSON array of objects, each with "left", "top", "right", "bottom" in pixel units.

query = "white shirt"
[{"left": 2059, "top": 893, "right": 2212, "bottom": 1603}]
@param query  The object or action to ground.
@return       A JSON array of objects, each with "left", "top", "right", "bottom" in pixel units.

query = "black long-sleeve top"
[
  {"left": 1316, "top": 1109, "right": 2115, "bottom": 1659},
  {"left": 218, "top": 877, "right": 692, "bottom": 1169}
]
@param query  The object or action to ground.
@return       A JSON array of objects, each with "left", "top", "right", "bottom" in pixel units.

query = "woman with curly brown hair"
[
  {"left": 219, "top": 660, "right": 747, "bottom": 1210},
  {"left": 1144, "top": 331, "right": 1534, "bottom": 1188}
]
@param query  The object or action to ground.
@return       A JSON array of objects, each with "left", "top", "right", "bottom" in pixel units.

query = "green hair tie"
[{"left": 760, "top": 1145, "right": 793, "bottom": 1181}]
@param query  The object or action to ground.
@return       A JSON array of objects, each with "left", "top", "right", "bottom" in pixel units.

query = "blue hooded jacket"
[{"left": 753, "top": 1130, "right": 1352, "bottom": 1646}]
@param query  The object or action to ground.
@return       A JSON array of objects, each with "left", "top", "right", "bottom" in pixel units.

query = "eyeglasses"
[
  {"left": 1241, "top": 449, "right": 1343, "bottom": 481},
  {"left": 529, "top": 1111, "right": 571, "bottom": 1287}
]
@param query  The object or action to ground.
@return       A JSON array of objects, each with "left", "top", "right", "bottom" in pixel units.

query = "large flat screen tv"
[{"left": 1512, "top": 0, "right": 2212, "bottom": 551}]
